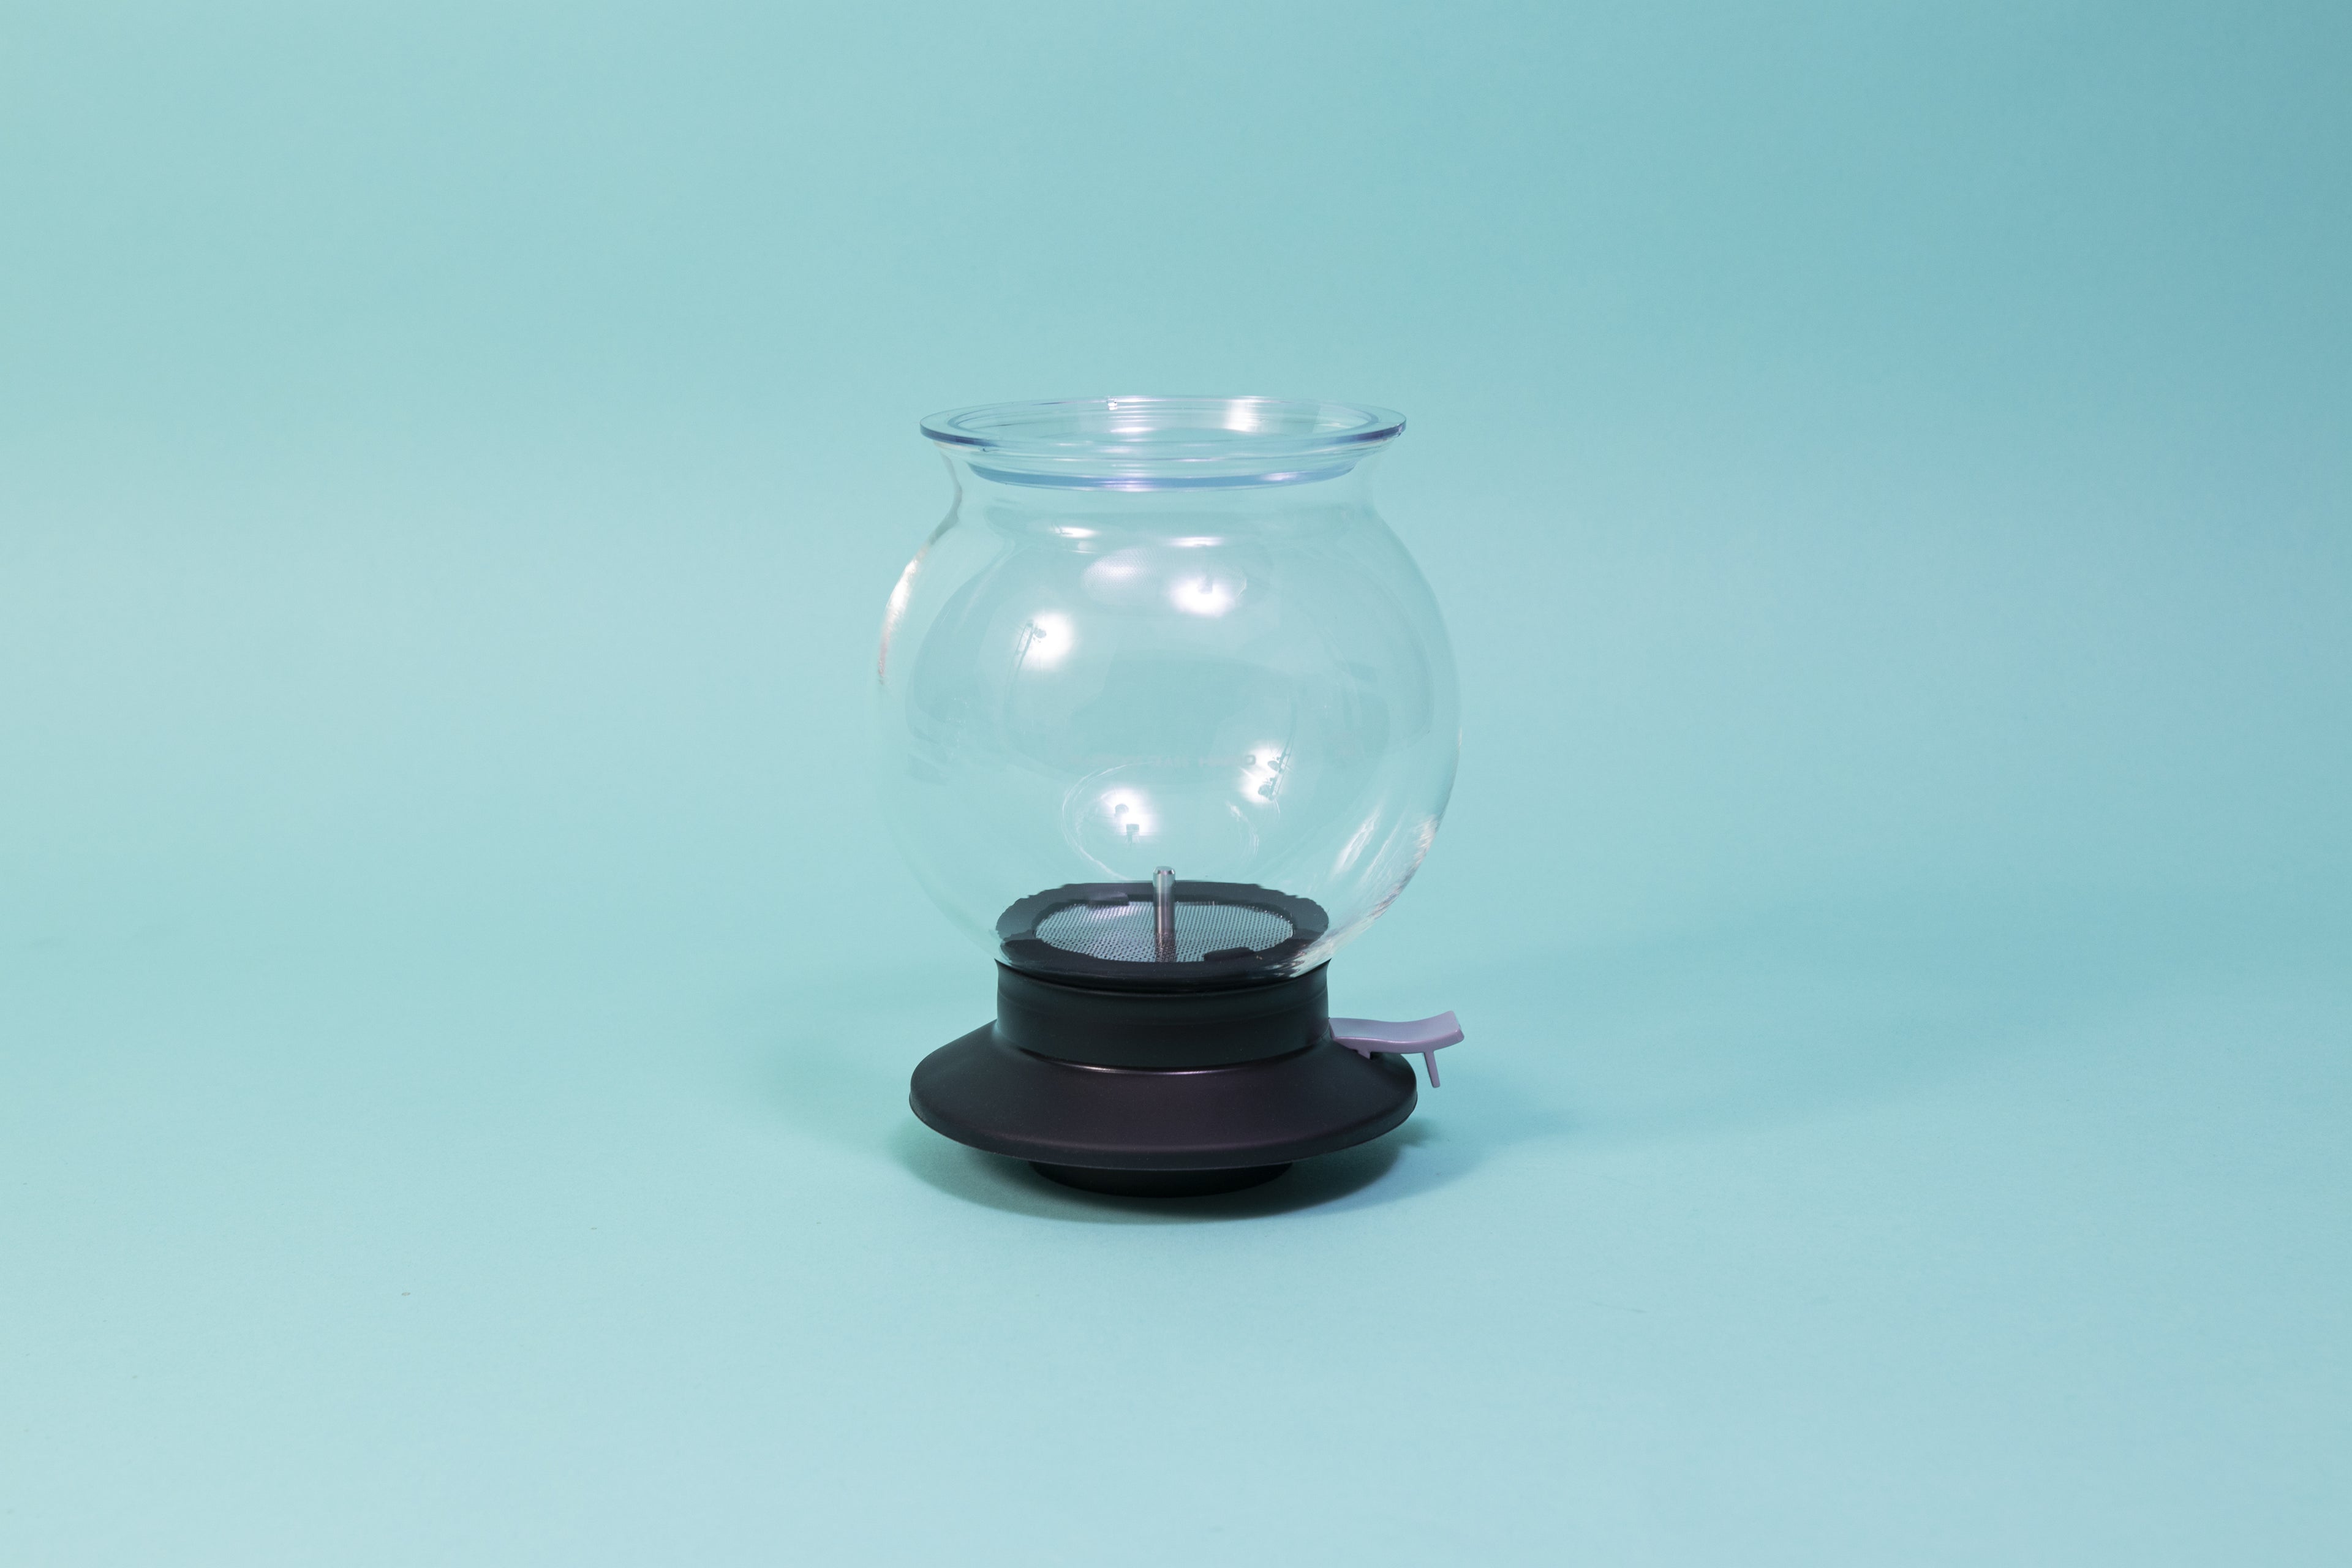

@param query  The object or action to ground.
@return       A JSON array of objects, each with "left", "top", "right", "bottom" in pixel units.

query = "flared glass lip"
[{"left": 920, "top": 395, "right": 1406, "bottom": 490}]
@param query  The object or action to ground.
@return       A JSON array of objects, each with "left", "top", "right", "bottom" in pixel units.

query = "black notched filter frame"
[{"left": 995, "top": 878, "right": 1329, "bottom": 990}]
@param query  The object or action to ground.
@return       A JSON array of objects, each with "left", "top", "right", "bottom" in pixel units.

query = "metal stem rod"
[{"left": 1153, "top": 866, "right": 1176, "bottom": 962}]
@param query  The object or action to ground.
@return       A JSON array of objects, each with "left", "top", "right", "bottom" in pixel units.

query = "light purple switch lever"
[{"left": 1329, "top": 1012, "right": 1463, "bottom": 1087}]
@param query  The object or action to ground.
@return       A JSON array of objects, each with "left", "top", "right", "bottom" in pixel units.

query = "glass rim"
[{"left": 919, "top": 396, "right": 1405, "bottom": 486}]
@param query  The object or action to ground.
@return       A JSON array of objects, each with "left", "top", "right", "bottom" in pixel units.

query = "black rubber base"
[
  {"left": 909, "top": 965, "right": 1417, "bottom": 1185},
  {"left": 1030, "top": 1162, "right": 1291, "bottom": 1197}
]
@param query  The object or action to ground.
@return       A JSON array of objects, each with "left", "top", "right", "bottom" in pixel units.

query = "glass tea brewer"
[{"left": 875, "top": 396, "right": 1463, "bottom": 1196}]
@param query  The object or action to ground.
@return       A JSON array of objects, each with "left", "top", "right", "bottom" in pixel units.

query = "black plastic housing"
[{"left": 908, "top": 963, "right": 1417, "bottom": 1197}]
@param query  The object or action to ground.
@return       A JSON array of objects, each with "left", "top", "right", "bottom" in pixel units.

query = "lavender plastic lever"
[{"left": 1329, "top": 1011, "right": 1463, "bottom": 1088}]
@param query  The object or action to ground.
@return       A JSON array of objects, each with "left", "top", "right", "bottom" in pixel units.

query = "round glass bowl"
[{"left": 875, "top": 396, "right": 1458, "bottom": 986}]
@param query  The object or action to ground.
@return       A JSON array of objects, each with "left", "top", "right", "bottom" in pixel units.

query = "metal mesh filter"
[{"left": 1033, "top": 899, "right": 1295, "bottom": 965}]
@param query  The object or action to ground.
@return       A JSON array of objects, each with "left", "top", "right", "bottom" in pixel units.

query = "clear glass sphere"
[{"left": 875, "top": 396, "right": 1458, "bottom": 985}]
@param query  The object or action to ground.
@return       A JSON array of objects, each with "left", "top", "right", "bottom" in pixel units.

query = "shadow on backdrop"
[{"left": 1480, "top": 888, "right": 2319, "bottom": 1145}]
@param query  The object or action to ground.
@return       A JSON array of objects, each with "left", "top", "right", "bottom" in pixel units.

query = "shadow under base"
[{"left": 1030, "top": 1162, "right": 1292, "bottom": 1197}]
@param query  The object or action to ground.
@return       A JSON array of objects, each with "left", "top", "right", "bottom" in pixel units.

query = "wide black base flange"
[
  {"left": 909, "top": 964, "right": 1417, "bottom": 1195},
  {"left": 912, "top": 1027, "right": 1414, "bottom": 1183}
]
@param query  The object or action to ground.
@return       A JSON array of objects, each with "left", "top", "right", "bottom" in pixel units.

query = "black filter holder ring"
[{"left": 995, "top": 963, "right": 1330, "bottom": 1068}]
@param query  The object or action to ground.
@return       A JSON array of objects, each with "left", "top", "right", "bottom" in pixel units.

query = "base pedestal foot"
[{"left": 1028, "top": 1162, "right": 1291, "bottom": 1197}]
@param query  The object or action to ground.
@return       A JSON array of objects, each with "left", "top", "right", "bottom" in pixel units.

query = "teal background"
[{"left": 4, "top": 2, "right": 2348, "bottom": 1562}]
